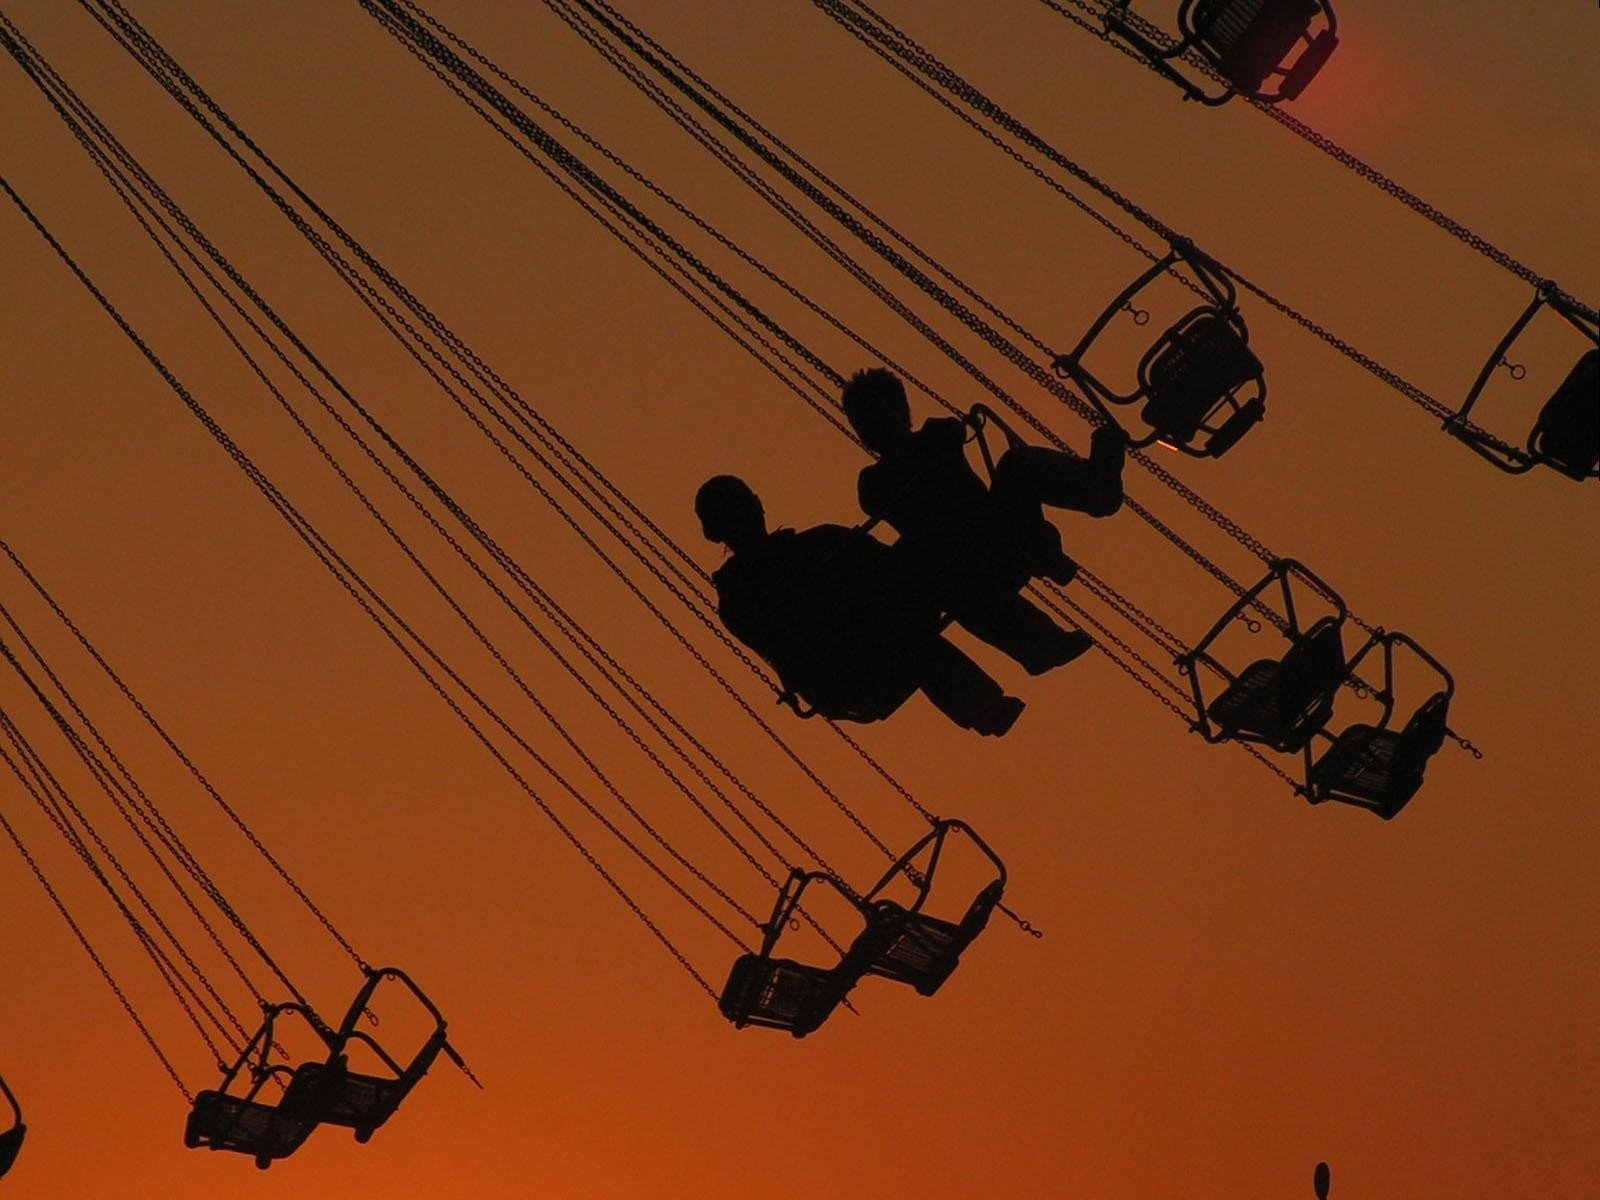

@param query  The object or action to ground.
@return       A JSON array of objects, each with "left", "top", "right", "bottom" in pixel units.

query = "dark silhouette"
[
  {"left": 1180, "top": 560, "right": 1351, "bottom": 767},
  {"left": 1448, "top": 282, "right": 1599, "bottom": 481},
  {"left": 1307, "top": 630, "right": 1455, "bottom": 820},
  {"left": 1052, "top": 239, "right": 1266, "bottom": 457},
  {"left": 0, "top": 1073, "right": 24, "bottom": 1180},
  {"left": 696, "top": 475, "right": 1024, "bottom": 735},
  {"left": 1314, "top": 1161, "right": 1332, "bottom": 1198},
  {"left": 841, "top": 368, "right": 1118, "bottom": 676},
  {"left": 854, "top": 819, "right": 1006, "bottom": 998},
  {"left": 719, "top": 869, "right": 887, "bottom": 1037},
  {"left": 1104, "top": 0, "right": 1339, "bottom": 106},
  {"left": 185, "top": 1005, "right": 324, "bottom": 1169},
  {"left": 282, "top": 967, "right": 461, "bottom": 1146},
  {"left": 185, "top": 967, "right": 459, "bottom": 1167}
]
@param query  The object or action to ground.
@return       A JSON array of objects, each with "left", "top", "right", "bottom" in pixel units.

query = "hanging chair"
[
  {"left": 1105, "top": 0, "right": 1339, "bottom": 105},
  {"left": 1307, "top": 631, "right": 1455, "bottom": 820},
  {"left": 1053, "top": 239, "right": 1264, "bottom": 458},
  {"left": 0, "top": 1074, "right": 24, "bottom": 1180},
  {"left": 1447, "top": 283, "right": 1599, "bottom": 481},
  {"left": 285, "top": 967, "right": 460, "bottom": 1145},
  {"left": 719, "top": 869, "right": 884, "bottom": 1037},
  {"left": 184, "top": 1004, "right": 335, "bottom": 1169},
  {"left": 1179, "top": 560, "right": 1350, "bottom": 778},
  {"left": 856, "top": 819, "right": 1007, "bottom": 998}
]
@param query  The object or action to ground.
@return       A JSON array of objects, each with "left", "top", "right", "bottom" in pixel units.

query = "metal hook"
[
  {"left": 1237, "top": 611, "right": 1262, "bottom": 634},
  {"left": 1122, "top": 301, "right": 1150, "bottom": 327},
  {"left": 1498, "top": 357, "right": 1527, "bottom": 381}
]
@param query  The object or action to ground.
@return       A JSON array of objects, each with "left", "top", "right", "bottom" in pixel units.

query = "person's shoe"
[
  {"left": 1022, "top": 628, "right": 1093, "bottom": 676},
  {"left": 1039, "top": 552, "right": 1079, "bottom": 586},
  {"left": 975, "top": 694, "right": 1025, "bottom": 737}
]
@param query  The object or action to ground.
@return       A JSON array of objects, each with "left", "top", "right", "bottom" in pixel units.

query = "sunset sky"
[{"left": 1, "top": 2, "right": 1596, "bottom": 1197}]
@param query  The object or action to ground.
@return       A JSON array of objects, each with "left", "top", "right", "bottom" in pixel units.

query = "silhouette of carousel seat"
[
  {"left": 1105, "top": 0, "right": 1338, "bottom": 105},
  {"left": 184, "top": 1004, "right": 333, "bottom": 1169},
  {"left": 286, "top": 967, "right": 458, "bottom": 1145},
  {"left": 1053, "top": 240, "right": 1264, "bottom": 458},
  {"left": 1181, "top": 560, "right": 1349, "bottom": 759},
  {"left": 719, "top": 870, "right": 882, "bottom": 1037},
  {"left": 1307, "top": 632, "right": 1454, "bottom": 820},
  {"left": 1447, "top": 283, "right": 1599, "bottom": 481},
  {"left": 1527, "top": 349, "right": 1599, "bottom": 480},
  {"left": 857, "top": 819, "right": 1007, "bottom": 998},
  {"left": 0, "top": 1073, "right": 25, "bottom": 1180}
]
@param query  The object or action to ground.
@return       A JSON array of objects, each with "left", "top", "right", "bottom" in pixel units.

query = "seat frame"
[
  {"left": 1305, "top": 631, "right": 1456, "bottom": 819},
  {"left": 1447, "top": 283, "right": 1600, "bottom": 481},
  {"left": 857, "top": 819, "right": 1008, "bottom": 997},
  {"left": 1179, "top": 559, "right": 1350, "bottom": 782},
  {"left": 1053, "top": 240, "right": 1264, "bottom": 457},
  {"left": 183, "top": 1003, "right": 331, "bottom": 1169},
  {"left": 0, "top": 1073, "right": 24, "bottom": 1180},
  {"left": 718, "top": 870, "right": 876, "bottom": 1037},
  {"left": 305, "top": 967, "right": 459, "bottom": 1144},
  {"left": 1104, "top": 0, "right": 1339, "bottom": 105}
]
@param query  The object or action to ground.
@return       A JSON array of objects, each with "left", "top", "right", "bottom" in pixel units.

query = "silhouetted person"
[
  {"left": 842, "top": 368, "right": 1125, "bottom": 675},
  {"left": 695, "top": 475, "right": 1024, "bottom": 735}
]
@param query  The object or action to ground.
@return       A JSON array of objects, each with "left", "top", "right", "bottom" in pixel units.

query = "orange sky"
[{"left": 1, "top": 2, "right": 1596, "bottom": 1197}]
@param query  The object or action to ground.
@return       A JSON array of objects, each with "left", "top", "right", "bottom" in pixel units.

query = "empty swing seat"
[
  {"left": 863, "top": 880, "right": 1005, "bottom": 997},
  {"left": 0, "top": 1124, "right": 23, "bottom": 1179},
  {"left": 1192, "top": 0, "right": 1336, "bottom": 98},
  {"left": 719, "top": 954, "right": 848, "bottom": 1038},
  {"left": 1141, "top": 309, "right": 1264, "bottom": 453},
  {"left": 183, "top": 1089, "right": 317, "bottom": 1169},
  {"left": 1529, "top": 348, "right": 1599, "bottom": 480},
  {"left": 1310, "top": 694, "right": 1451, "bottom": 819},
  {"left": 1206, "top": 617, "right": 1345, "bottom": 751}
]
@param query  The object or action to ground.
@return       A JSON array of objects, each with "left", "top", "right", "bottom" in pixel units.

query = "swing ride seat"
[
  {"left": 1310, "top": 692, "right": 1451, "bottom": 819},
  {"left": 286, "top": 1023, "right": 449, "bottom": 1142},
  {"left": 183, "top": 1088, "right": 318, "bottom": 1170},
  {"left": 0, "top": 1075, "right": 21, "bottom": 1180},
  {"left": 1205, "top": 616, "right": 1345, "bottom": 752},
  {"left": 861, "top": 879, "right": 1005, "bottom": 998},
  {"left": 1139, "top": 308, "right": 1264, "bottom": 455},
  {"left": 0, "top": 1124, "right": 23, "bottom": 1179},
  {"left": 718, "top": 954, "right": 851, "bottom": 1037},
  {"left": 1188, "top": 0, "right": 1336, "bottom": 100},
  {"left": 1528, "top": 348, "right": 1599, "bottom": 480}
]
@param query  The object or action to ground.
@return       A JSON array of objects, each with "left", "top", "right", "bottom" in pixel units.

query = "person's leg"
[
  {"left": 992, "top": 427, "right": 1126, "bottom": 517},
  {"left": 954, "top": 592, "right": 1093, "bottom": 676},
  {"left": 917, "top": 638, "right": 1025, "bottom": 736}
]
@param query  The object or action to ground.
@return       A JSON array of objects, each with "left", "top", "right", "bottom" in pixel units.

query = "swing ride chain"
[
  {"left": 0, "top": 803, "right": 194, "bottom": 1100},
  {"left": 1048, "top": 0, "right": 1596, "bottom": 323},
  {"left": 109, "top": 0, "right": 878, "bottom": 902},
  {"left": 848, "top": 0, "right": 1525, "bottom": 457}
]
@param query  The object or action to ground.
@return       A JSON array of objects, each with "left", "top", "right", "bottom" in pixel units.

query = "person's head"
[
  {"left": 841, "top": 368, "right": 911, "bottom": 453},
  {"left": 695, "top": 474, "right": 767, "bottom": 550}
]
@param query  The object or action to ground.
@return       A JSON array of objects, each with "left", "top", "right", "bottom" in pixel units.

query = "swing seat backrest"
[
  {"left": 719, "top": 954, "right": 847, "bottom": 1037},
  {"left": 862, "top": 880, "right": 1005, "bottom": 997},
  {"left": 1311, "top": 693, "right": 1451, "bottom": 819},
  {"left": 0, "top": 1124, "right": 23, "bottom": 1178},
  {"left": 184, "top": 1090, "right": 315, "bottom": 1167},
  {"left": 1206, "top": 616, "right": 1345, "bottom": 752},
  {"left": 1191, "top": 0, "right": 1326, "bottom": 96},
  {"left": 1140, "top": 309, "right": 1263, "bottom": 449},
  {"left": 1528, "top": 348, "right": 1599, "bottom": 480}
]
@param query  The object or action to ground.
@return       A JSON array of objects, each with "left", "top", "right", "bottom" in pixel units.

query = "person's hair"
[
  {"left": 694, "top": 474, "right": 764, "bottom": 545},
  {"left": 841, "top": 367, "right": 910, "bottom": 449}
]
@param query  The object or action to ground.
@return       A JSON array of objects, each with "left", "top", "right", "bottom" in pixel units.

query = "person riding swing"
[
  {"left": 696, "top": 474, "right": 1025, "bottom": 735},
  {"left": 841, "top": 368, "right": 1124, "bottom": 677}
]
